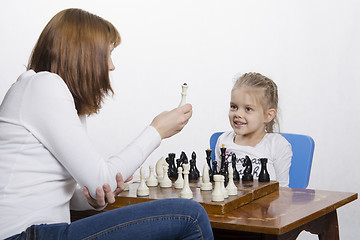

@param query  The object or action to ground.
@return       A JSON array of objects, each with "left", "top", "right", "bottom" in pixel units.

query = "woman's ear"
[{"left": 264, "top": 108, "right": 276, "bottom": 123}]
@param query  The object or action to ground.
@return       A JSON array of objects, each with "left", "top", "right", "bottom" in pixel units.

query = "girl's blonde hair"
[
  {"left": 27, "top": 8, "right": 121, "bottom": 115},
  {"left": 233, "top": 72, "right": 279, "bottom": 133}
]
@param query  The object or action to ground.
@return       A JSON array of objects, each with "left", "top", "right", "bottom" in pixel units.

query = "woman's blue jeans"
[{"left": 7, "top": 198, "right": 214, "bottom": 240}]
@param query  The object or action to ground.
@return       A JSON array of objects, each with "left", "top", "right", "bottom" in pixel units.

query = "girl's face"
[
  {"left": 229, "top": 87, "right": 272, "bottom": 141},
  {"left": 108, "top": 44, "right": 115, "bottom": 71}
]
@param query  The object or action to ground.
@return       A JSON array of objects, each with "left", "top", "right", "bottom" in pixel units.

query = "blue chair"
[{"left": 209, "top": 132, "right": 315, "bottom": 188}]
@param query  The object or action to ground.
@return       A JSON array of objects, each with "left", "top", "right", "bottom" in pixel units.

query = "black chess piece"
[
  {"left": 205, "top": 149, "right": 213, "bottom": 182},
  {"left": 191, "top": 151, "right": 200, "bottom": 178},
  {"left": 231, "top": 153, "right": 240, "bottom": 181},
  {"left": 180, "top": 151, "right": 188, "bottom": 165},
  {"left": 212, "top": 161, "right": 219, "bottom": 176},
  {"left": 223, "top": 161, "right": 229, "bottom": 187},
  {"left": 166, "top": 153, "right": 177, "bottom": 179},
  {"left": 258, "top": 158, "right": 270, "bottom": 182},
  {"left": 219, "top": 144, "right": 226, "bottom": 175},
  {"left": 242, "top": 155, "right": 253, "bottom": 181},
  {"left": 189, "top": 158, "right": 199, "bottom": 180}
]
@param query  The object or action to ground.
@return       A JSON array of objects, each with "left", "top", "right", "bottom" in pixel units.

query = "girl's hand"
[
  {"left": 150, "top": 104, "right": 192, "bottom": 139},
  {"left": 83, "top": 173, "right": 133, "bottom": 209}
]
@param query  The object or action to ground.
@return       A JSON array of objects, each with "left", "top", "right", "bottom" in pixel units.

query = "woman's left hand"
[{"left": 83, "top": 173, "right": 133, "bottom": 209}]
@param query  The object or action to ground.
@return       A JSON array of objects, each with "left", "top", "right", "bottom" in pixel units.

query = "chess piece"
[
  {"left": 155, "top": 157, "right": 166, "bottom": 181},
  {"left": 258, "top": 158, "right": 270, "bottom": 182},
  {"left": 174, "top": 167, "right": 184, "bottom": 189},
  {"left": 219, "top": 144, "right": 227, "bottom": 175},
  {"left": 220, "top": 175, "right": 229, "bottom": 199},
  {"left": 178, "top": 83, "right": 188, "bottom": 107},
  {"left": 231, "top": 153, "right": 240, "bottom": 181},
  {"left": 212, "top": 175, "right": 224, "bottom": 202},
  {"left": 226, "top": 165, "right": 238, "bottom": 196},
  {"left": 123, "top": 182, "right": 129, "bottom": 191},
  {"left": 180, "top": 151, "right": 188, "bottom": 165},
  {"left": 200, "top": 163, "right": 212, "bottom": 191},
  {"left": 189, "top": 152, "right": 200, "bottom": 180},
  {"left": 212, "top": 161, "right": 219, "bottom": 175},
  {"left": 166, "top": 153, "right": 177, "bottom": 179},
  {"left": 146, "top": 165, "right": 158, "bottom": 187},
  {"left": 137, "top": 167, "right": 149, "bottom": 196},
  {"left": 205, "top": 149, "right": 213, "bottom": 182},
  {"left": 180, "top": 163, "right": 193, "bottom": 199},
  {"left": 160, "top": 165, "right": 172, "bottom": 188},
  {"left": 223, "top": 161, "right": 229, "bottom": 187},
  {"left": 242, "top": 155, "right": 253, "bottom": 181}
]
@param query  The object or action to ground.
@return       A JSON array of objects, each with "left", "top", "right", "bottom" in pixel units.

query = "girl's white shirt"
[
  {"left": 215, "top": 131, "right": 292, "bottom": 187},
  {"left": 0, "top": 70, "right": 161, "bottom": 239}
]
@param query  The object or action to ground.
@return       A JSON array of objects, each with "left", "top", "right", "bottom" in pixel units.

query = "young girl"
[
  {"left": 215, "top": 72, "right": 292, "bottom": 187},
  {"left": 0, "top": 8, "right": 213, "bottom": 240}
]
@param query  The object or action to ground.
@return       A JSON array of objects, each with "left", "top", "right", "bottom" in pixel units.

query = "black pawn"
[
  {"left": 242, "top": 155, "right": 253, "bottom": 181},
  {"left": 258, "top": 158, "right": 270, "bottom": 182},
  {"left": 231, "top": 153, "right": 240, "bottom": 181},
  {"left": 212, "top": 161, "right": 219, "bottom": 176}
]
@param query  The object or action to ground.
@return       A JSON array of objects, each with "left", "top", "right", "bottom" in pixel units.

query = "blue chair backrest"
[{"left": 209, "top": 132, "right": 315, "bottom": 188}]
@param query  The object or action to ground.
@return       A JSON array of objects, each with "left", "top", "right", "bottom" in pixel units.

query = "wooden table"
[
  {"left": 71, "top": 186, "right": 357, "bottom": 240},
  {"left": 209, "top": 187, "right": 357, "bottom": 239}
]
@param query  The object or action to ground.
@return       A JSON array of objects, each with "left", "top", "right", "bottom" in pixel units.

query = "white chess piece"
[
  {"left": 200, "top": 163, "right": 212, "bottom": 191},
  {"left": 160, "top": 165, "right": 172, "bottom": 188},
  {"left": 226, "top": 165, "right": 238, "bottom": 195},
  {"left": 212, "top": 175, "right": 224, "bottom": 202},
  {"left": 221, "top": 175, "right": 229, "bottom": 199},
  {"left": 155, "top": 157, "right": 166, "bottom": 181},
  {"left": 174, "top": 167, "right": 184, "bottom": 189},
  {"left": 180, "top": 163, "right": 193, "bottom": 199},
  {"left": 123, "top": 182, "right": 129, "bottom": 191},
  {"left": 146, "top": 165, "right": 158, "bottom": 187},
  {"left": 178, "top": 83, "right": 188, "bottom": 107},
  {"left": 137, "top": 167, "right": 149, "bottom": 196}
]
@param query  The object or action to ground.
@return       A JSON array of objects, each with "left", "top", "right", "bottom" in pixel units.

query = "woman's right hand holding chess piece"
[{"left": 150, "top": 104, "right": 192, "bottom": 139}]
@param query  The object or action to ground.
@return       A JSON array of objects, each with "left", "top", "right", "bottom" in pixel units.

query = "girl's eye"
[
  {"left": 245, "top": 107, "right": 253, "bottom": 112},
  {"left": 230, "top": 105, "right": 237, "bottom": 110}
]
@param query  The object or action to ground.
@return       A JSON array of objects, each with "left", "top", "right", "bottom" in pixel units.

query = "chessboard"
[{"left": 115, "top": 179, "right": 279, "bottom": 215}]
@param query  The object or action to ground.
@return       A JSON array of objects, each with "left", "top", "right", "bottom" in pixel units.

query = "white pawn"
[
  {"left": 226, "top": 165, "right": 238, "bottom": 196},
  {"left": 155, "top": 157, "right": 166, "bottom": 181},
  {"left": 174, "top": 167, "right": 184, "bottom": 189},
  {"left": 178, "top": 83, "right": 188, "bottom": 107},
  {"left": 212, "top": 175, "right": 224, "bottom": 202},
  {"left": 160, "top": 165, "right": 172, "bottom": 188},
  {"left": 221, "top": 175, "right": 229, "bottom": 199},
  {"left": 180, "top": 163, "right": 193, "bottom": 199},
  {"left": 137, "top": 167, "right": 149, "bottom": 196},
  {"left": 200, "top": 163, "right": 212, "bottom": 191},
  {"left": 146, "top": 165, "right": 158, "bottom": 187},
  {"left": 123, "top": 183, "right": 129, "bottom": 191}
]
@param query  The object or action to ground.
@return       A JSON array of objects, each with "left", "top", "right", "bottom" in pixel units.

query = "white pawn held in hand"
[
  {"left": 146, "top": 165, "right": 158, "bottom": 187},
  {"left": 137, "top": 167, "right": 149, "bottom": 196},
  {"left": 180, "top": 163, "right": 193, "bottom": 199},
  {"left": 212, "top": 175, "right": 224, "bottom": 202},
  {"left": 160, "top": 165, "right": 172, "bottom": 188},
  {"left": 226, "top": 165, "right": 238, "bottom": 196},
  {"left": 200, "top": 163, "right": 212, "bottom": 191},
  {"left": 174, "top": 167, "right": 184, "bottom": 189}
]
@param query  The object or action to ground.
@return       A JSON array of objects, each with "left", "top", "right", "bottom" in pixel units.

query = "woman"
[{"left": 0, "top": 8, "right": 213, "bottom": 240}]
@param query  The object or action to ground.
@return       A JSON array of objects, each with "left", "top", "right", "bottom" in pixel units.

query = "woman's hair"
[
  {"left": 233, "top": 72, "right": 279, "bottom": 133},
  {"left": 27, "top": 8, "right": 121, "bottom": 115}
]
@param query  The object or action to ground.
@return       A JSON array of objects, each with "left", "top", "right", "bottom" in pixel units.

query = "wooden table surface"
[{"left": 71, "top": 184, "right": 357, "bottom": 239}]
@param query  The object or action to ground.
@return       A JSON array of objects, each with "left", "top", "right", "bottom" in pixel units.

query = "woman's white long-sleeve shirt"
[{"left": 0, "top": 70, "right": 161, "bottom": 239}]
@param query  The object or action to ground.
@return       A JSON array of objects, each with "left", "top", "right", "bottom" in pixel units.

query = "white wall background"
[{"left": 1, "top": 0, "right": 359, "bottom": 239}]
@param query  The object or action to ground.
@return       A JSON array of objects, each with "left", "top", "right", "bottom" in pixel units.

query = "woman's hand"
[
  {"left": 150, "top": 104, "right": 192, "bottom": 139},
  {"left": 83, "top": 173, "right": 133, "bottom": 209}
]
